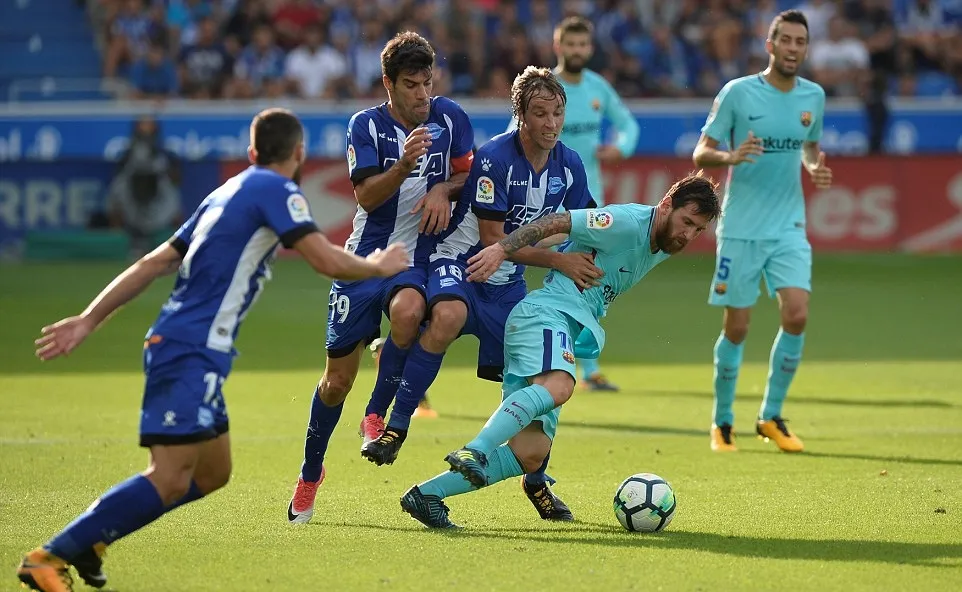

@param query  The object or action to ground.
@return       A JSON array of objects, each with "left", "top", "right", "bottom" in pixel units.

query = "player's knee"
[
  {"left": 147, "top": 466, "right": 195, "bottom": 505},
  {"left": 428, "top": 301, "right": 467, "bottom": 343},
  {"left": 194, "top": 460, "right": 231, "bottom": 494},
  {"left": 539, "top": 372, "right": 575, "bottom": 406},
  {"left": 781, "top": 305, "right": 808, "bottom": 333},
  {"left": 317, "top": 373, "right": 354, "bottom": 405},
  {"left": 389, "top": 306, "right": 425, "bottom": 346},
  {"left": 510, "top": 443, "right": 551, "bottom": 474},
  {"left": 723, "top": 318, "right": 750, "bottom": 344}
]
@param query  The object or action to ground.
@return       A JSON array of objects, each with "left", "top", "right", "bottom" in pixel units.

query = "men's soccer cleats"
[
  {"left": 522, "top": 477, "right": 574, "bottom": 521},
  {"left": 757, "top": 416, "right": 804, "bottom": 452},
  {"left": 287, "top": 466, "right": 326, "bottom": 524},
  {"left": 361, "top": 427, "right": 407, "bottom": 466},
  {"left": 444, "top": 448, "right": 488, "bottom": 488},
  {"left": 710, "top": 423, "right": 737, "bottom": 452},
  {"left": 16, "top": 549, "right": 73, "bottom": 592},
  {"left": 400, "top": 486, "right": 460, "bottom": 529},
  {"left": 358, "top": 413, "right": 385, "bottom": 447},
  {"left": 71, "top": 545, "right": 106, "bottom": 589},
  {"left": 582, "top": 372, "right": 619, "bottom": 392}
]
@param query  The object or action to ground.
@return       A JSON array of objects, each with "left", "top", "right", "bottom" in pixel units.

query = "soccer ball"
[{"left": 613, "top": 473, "right": 676, "bottom": 532}]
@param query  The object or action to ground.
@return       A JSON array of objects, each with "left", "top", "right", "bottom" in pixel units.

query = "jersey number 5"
[{"left": 716, "top": 256, "right": 732, "bottom": 281}]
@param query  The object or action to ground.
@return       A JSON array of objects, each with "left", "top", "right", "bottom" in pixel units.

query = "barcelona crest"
[{"left": 800, "top": 111, "right": 812, "bottom": 127}]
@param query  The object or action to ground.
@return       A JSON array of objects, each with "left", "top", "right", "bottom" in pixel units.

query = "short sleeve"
[
  {"left": 347, "top": 112, "right": 380, "bottom": 186},
  {"left": 562, "top": 151, "right": 596, "bottom": 210},
  {"left": 701, "top": 81, "right": 737, "bottom": 145},
  {"left": 568, "top": 205, "right": 647, "bottom": 254},
  {"left": 467, "top": 149, "right": 510, "bottom": 222},
  {"left": 169, "top": 205, "right": 202, "bottom": 257},
  {"left": 447, "top": 100, "right": 475, "bottom": 158},
  {"left": 258, "top": 181, "right": 319, "bottom": 248},
  {"left": 808, "top": 89, "right": 826, "bottom": 142}
]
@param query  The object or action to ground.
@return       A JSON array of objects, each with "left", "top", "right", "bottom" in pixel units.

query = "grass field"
[{"left": 1, "top": 255, "right": 961, "bottom": 591}]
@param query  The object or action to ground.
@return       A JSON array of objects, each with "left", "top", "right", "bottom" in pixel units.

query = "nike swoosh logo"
[
  {"left": 619, "top": 267, "right": 630, "bottom": 273},
  {"left": 287, "top": 501, "right": 299, "bottom": 522},
  {"left": 748, "top": 115, "right": 764, "bottom": 121}
]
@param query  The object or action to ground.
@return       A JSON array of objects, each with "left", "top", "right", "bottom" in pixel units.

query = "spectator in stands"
[
  {"left": 178, "top": 15, "right": 233, "bottom": 99},
  {"left": 897, "top": 0, "right": 954, "bottom": 73},
  {"left": 285, "top": 24, "right": 348, "bottom": 99},
  {"left": 352, "top": 19, "right": 388, "bottom": 98},
  {"left": 166, "top": 0, "right": 217, "bottom": 49},
  {"left": 810, "top": 16, "right": 871, "bottom": 97},
  {"left": 129, "top": 39, "right": 180, "bottom": 99},
  {"left": 106, "top": 116, "right": 182, "bottom": 257},
  {"left": 797, "top": 0, "right": 838, "bottom": 42},
  {"left": 225, "top": 23, "right": 286, "bottom": 98},
  {"left": 272, "top": 0, "right": 324, "bottom": 50},
  {"left": 223, "top": 0, "right": 273, "bottom": 55},
  {"left": 103, "top": 0, "right": 152, "bottom": 78}
]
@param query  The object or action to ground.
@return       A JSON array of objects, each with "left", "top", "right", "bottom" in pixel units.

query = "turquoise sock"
[
  {"left": 578, "top": 357, "right": 600, "bottom": 380},
  {"left": 761, "top": 329, "right": 804, "bottom": 420},
  {"left": 712, "top": 332, "right": 744, "bottom": 426},
  {"left": 418, "top": 445, "right": 524, "bottom": 499},
  {"left": 465, "top": 385, "right": 555, "bottom": 454}
]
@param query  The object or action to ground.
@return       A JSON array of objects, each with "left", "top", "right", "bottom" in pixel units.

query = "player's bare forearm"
[
  {"left": 692, "top": 142, "right": 731, "bottom": 167},
  {"left": 293, "top": 232, "right": 399, "bottom": 281},
  {"left": 355, "top": 162, "right": 416, "bottom": 212},
  {"left": 535, "top": 233, "right": 568, "bottom": 248},
  {"left": 81, "top": 243, "right": 182, "bottom": 328},
  {"left": 802, "top": 142, "right": 820, "bottom": 172},
  {"left": 498, "top": 212, "right": 572, "bottom": 256},
  {"left": 435, "top": 171, "right": 469, "bottom": 200},
  {"left": 478, "top": 218, "right": 564, "bottom": 268}
]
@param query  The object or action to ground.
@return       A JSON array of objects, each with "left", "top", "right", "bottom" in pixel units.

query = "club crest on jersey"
[
  {"left": 800, "top": 111, "right": 812, "bottom": 127},
  {"left": 347, "top": 144, "right": 356, "bottom": 171},
  {"left": 562, "top": 350, "right": 575, "bottom": 364},
  {"left": 547, "top": 176, "right": 565, "bottom": 195},
  {"left": 591, "top": 98, "right": 601, "bottom": 111},
  {"left": 287, "top": 194, "right": 312, "bottom": 223},
  {"left": 714, "top": 282, "right": 728, "bottom": 295},
  {"left": 587, "top": 210, "right": 613, "bottom": 229},
  {"left": 477, "top": 176, "right": 495, "bottom": 204},
  {"left": 424, "top": 122, "right": 445, "bottom": 139}
]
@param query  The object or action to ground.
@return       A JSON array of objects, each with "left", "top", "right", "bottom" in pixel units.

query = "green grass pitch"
[{"left": 1, "top": 254, "right": 961, "bottom": 591}]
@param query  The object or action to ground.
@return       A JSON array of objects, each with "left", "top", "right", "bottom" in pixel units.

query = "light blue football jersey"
[
  {"left": 701, "top": 74, "right": 825, "bottom": 240},
  {"left": 522, "top": 204, "right": 670, "bottom": 356}
]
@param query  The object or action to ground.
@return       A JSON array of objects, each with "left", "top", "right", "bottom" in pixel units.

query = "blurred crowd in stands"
[{"left": 86, "top": 0, "right": 962, "bottom": 101}]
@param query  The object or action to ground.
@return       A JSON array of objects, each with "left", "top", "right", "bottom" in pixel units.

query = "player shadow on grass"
[
  {"left": 442, "top": 413, "right": 705, "bottom": 437},
  {"left": 633, "top": 390, "right": 956, "bottom": 409},
  {"left": 739, "top": 449, "right": 962, "bottom": 467},
  {"left": 341, "top": 521, "right": 962, "bottom": 568}
]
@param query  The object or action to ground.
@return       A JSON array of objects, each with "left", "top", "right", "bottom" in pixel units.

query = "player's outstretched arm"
[
  {"left": 35, "top": 242, "right": 184, "bottom": 361},
  {"left": 291, "top": 232, "right": 409, "bottom": 281},
  {"left": 468, "top": 212, "right": 582, "bottom": 283}
]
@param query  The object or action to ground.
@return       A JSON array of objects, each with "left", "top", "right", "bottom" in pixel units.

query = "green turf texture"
[{"left": 1, "top": 255, "right": 960, "bottom": 591}]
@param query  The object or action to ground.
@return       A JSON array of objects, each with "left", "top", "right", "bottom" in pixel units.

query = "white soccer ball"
[{"left": 613, "top": 472, "right": 676, "bottom": 532}]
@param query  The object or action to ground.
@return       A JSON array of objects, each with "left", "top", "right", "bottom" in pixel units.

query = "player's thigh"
[
  {"left": 763, "top": 234, "right": 812, "bottom": 298},
  {"left": 709, "top": 238, "right": 765, "bottom": 309},
  {"left": 425, "top": 259, "right": 473, "bottom": 338},
  {"left": 326, "top": 278, "right": 385, "bottom": 359},
  {"left": 139, "top": 340, "right": 232, "bottom": 453},
  {"left": 385, "top": 268, "right": 429, "bottom": 340},
  {"left": 474, "top": 281, "right": 526, "bottom": 382},
  {"left": 503, "top": 302, "right": 578, "bottom": 403}
]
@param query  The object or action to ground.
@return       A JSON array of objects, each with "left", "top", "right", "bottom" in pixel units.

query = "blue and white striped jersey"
[
  {"left": 148, "top": 166, "right": 317, "bottom": 354},
  {"left": 432, "top": 130, "right": 595, "bottom": 285},
  {"left": 344, "top": 96, "right": 474, "bottom": 267}
]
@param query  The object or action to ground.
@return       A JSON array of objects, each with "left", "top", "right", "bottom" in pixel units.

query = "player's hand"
[
  {"left": 398, "top": 127, "right": 432, "bottom": 171},
  {"left": 35, "top": 315, "right": 95, "bottom": 361},
  {"left": 556, "top": 252, "right": 604, "bottom": 290},
  {"left": 411, "top": 185, "right": 452, "bottom": 235},
  {"left": 367, "top": 243, "right": 409, "bottom": 278},
  {"left": 466, "top": 243, "right": 507, "bottom": 283},
  {"left": 596, "top": 145, "right": 623, "bottom": 163},
  {"left": 728, "top": 131, "right": 764, "bottom": 165},
  {"left": 808, "top": 151, "right": 833, "bottom": 189}
]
